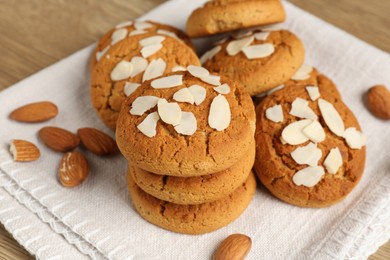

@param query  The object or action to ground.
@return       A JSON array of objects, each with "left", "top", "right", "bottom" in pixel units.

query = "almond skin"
[
  {"left": 9, "top": 139, "right": 41, "bottom": 162},
  {"left": 9, "top": 101, "right": 58, "bottom": 123},
  {"left": 214, "top": 234, "right": 252, "bottom": 260},
  {"left": 366, "top": 85, "right": 390, "bottom": 120},
  {"left": 59, "top": 151, "right": 89, "bottom": 187},
  {"left": 77, "top": 128, "right": 117, "bottom": 155},
  {"left": 39, "top": 126, "right": 80, "bottom": 152}
]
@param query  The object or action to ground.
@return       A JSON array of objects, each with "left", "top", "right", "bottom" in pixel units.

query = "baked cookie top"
[
  {"left": 90, "top": 34, "right": 200, "bottom": 130},
  {"left": 254, "top": 70, "right": 366, "bottom": 207},
  {"left": 116, "top": 67, "right": 255, "bottom": 176},
  {"left": 186, "top": 0, "right": 286, "bottom": 37},
  {"left": 202, "top": 29, "right": 305, "bottom": 96}
]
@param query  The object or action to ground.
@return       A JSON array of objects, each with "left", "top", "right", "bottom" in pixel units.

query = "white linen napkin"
[{"left": 1, "top": 0, "right": 390, "bottom": 259}]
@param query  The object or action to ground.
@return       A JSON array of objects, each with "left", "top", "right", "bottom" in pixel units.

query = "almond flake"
[
  {"left": 157, "top": 29, "right": 179, "bottom": 39},
  {"left": 226, "top": 35, "right": 254, "bottom": 56},
  {"left": 215, "top": 37, "right": 228, "bottom": 45},
  {"left": 208, "top": 94, "right": 231, "bottom": 131},
  {"left": 232, "top": 30, "right": 253, "bottom": 39},
  {"left": 242, "top": 43, "right": 274, "bottom": 59},
  {"left": 318, "top": 98, "right": 345, "bottom": 137},
  {"left": 259, "top": 24, "right": 283, "bottom": 32},
  {"left": 324, "top": 147, "right": 342, "bottom": 174},
  {"left": 265, "top": 104, "right": 283, "bottom": 123},
  {"left": 141, "top": 44, "right": 163, "bottom": 58},
  {"left": 257, "top": 84, "right": 285, "bottom": 98},
  {"left": 343, "top": 127, "right": 366, "bottom": 149},
  {"left": 292, "top": 64, "right": 313, "bottom": 81},
  {"left": 157, "top": 101, "right": 182, "bottom": 126},
  {"left": 281, "top": 119, "right": 312, "bottom": 145},
  {"left": 214, "top": 84, "right": 230, "bottom": 94},
  {"left": 137, "top": 112, "right": 160, "bottom": 138},
  {"left": 142, "top": 58, "right": 166, "bottom": 82},
  {"left": 200, "top": 46, "right": 222, "bottom": 64},
  {"left": 172, "top": 66, "right": 187, "bottom": 72},
  {"left": 254, "top": 31, "right": 270, "bottom": 41},
  {"left": 129, "top": 30, "right": 147, "bottom": 36},
  {"left": 174, "top": 111, "right": 197, "bottom": 135},
  {"left": 115, "top": 21, "right": 133, "bottom": 29},
  {"left": 111, "top": 60, "right": 133, "bottom": 81},
  {"left": 151, "top": 75, "right": 183, "bottom": 89},
  {"left": 173, "top": 88, "right": 194, "bottom": 104},
  {"left": 129, "top": 56, "right": 148, "bottom": 78},
  {"left": 291, "top": 142, "right": 322, "bottom": 167},
  {"left": 292, "top": 166, "right": 325, "bottom": 187},
  {"left": 139, "top": 36, "right": 165, "bottom": 47},
  {"left": 134, "top": 21, "right": 152, "bottom": 30},
  {"left": 188, "top": 85, "right": 206, "bottom": 105},
  {"left": 280, "top": 136, "right": 287, "bottom": 144},
  {"left": 290, "top": 98, "right": 318, "bottom": 120},
  {"left": 111, "top": 28, "right": 128, "bottom": 45},
  {"left": 96, "top": 45, "right": 110, "bottom": 61},
  {"left": 130, "top": 96, "right": 159, "bottom": 115},
  {"left": 187, "top": 65, "right": 210, "bottom": 78},
  {"left": 302, "top": 120, "right": 325, "bottom": 143},
  {"left": 306, "top": 86, "right": 320, "bottom": 101},
  {"left": 201, "top": 75, "right": 221, "bottom": 86},
  {"left": 124, "top": 82, "right": 141, "bottom": 96}
]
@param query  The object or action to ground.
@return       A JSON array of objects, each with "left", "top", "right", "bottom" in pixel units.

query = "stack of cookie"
[{"left": 116, "top": 67, "right": 257, "bottom": 234}]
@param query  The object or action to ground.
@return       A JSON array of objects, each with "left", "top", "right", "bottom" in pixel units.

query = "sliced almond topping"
[
  {"left": 124, "top": 82, "right": 141, "bottom": 96},
  {"left": 115, "top": 20, "right": 133, "bottom": 29},
  {"left": 151, "top": 75, "right": 183, "bottom": 89},
  {"left": 111, "top": 28, "right": 128, "bottom": 45},
  {"left": 324, "top": 147, "right": 342, "bottom": 174},
  {"left": 201, "top": 75, "right": 221, "bottom": 86},
  {"left": 292, "top": 64, "right": 313, "bottom": 81},
  {"left": 141, "top": 44, "right": 163, "bottom": 58},
  {"left": 111, "top": 60, "right": 133, "bottom": 81},
  {"left": 188, "top": 85, "right": 206, "bottom": 105},
  {"left": 129, "top": 30, "right": 147, "bottom": 36},
  {"left": 187, "top": 65, "right": 210, "bottom": 78},
  {"left": 208, "top": 94, "right": 231, "bottom": 131},
  {"left": 174, "top": 112, "right": 197, "bottom": 135},
  {"left": 291, "top": 142, "right": 322, "bottom": 167},
  {"left": 215, "top": 37, "right": 228, "bottom": 45},
  {"left": 134, "top": 21, "right": 152, "bottom": 30},
  {"left": 232, "top": 30, "right": 253, "bottom": 39},
  {"left": 254, "top": 31, "right": 270, "bottom": 41},
  {"left": 257, "top": 84, "right": 285, "bottom": 98},
  {"left": 281, "top": 119, "right": 312, "bottom": 145},
  {"left": 129, "top": 56, "right": 148, "bottom": 78},
  {"left": 137, "top": 112, "right": 160, "bottom": 138},
  {"left": 130, "top": 96, "right": 159, "bottom": 115},
  {"left": 302, "top": 120, "right": 326, "bottom": 143},
  {"left": 265, "top": 104, "right": 283, "bottom": 123},
  {"left": 139, "top": 36, "right": 165, "bottom": 47},
  {"left": 172, "top": 66, "right": 187, "bottom": 72},
  {"left": 157, "top": 29, "right": 179, "bottom": 39},
  {"left": 96, "top": 45, "right": 110, "bottom": 61},
  {"left": 242, "top": 44, "right": 274, "bottom": 59},
  {"left": 290, "top": 98, "right": 318, "bottom": 120},
  {"left": 142, "top": 58, "right": 166, "bottom": 82},
  {"left": 214, "top": 84, "right": 230, "bottom": 94},
  {"left": 200, "top": 46, "right": 222, "bottom": 64},
  {"left": 173, "top": 88, "right": 194, "bottom": 104},
  {"left": 318, "top": 98, "right": 345, "bottom": 137},
  {"left": 226, "top": 35, "right": 254, "bottom": 56},
  {"left": 280, "top": 136, "right": 287, "bottom": 144},
  {"left": 306, "top": 86, "right": 320, "bottom": 101},
  {"left": 292, "top": 166, "right": 325, "bottom": 187},
  {"left": 259, "top": 24, "right": 283, "bottom": 32},
  {"left": 343, "top": 127, "right": 366, "bottom": 149},
  {"left": 157, "top": 101, "right": 182, "bottom": 126}
]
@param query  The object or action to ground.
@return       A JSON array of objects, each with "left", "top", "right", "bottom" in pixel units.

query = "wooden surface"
[{"left": 0, "top": 0, "right": 389, "bottom": 259}]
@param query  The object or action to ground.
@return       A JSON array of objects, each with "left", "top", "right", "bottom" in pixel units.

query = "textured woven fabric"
[{"left": 0, "top": 0, "right": 389, "bottom": 259}]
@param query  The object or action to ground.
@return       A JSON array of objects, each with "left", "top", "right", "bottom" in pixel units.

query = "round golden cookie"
[
  {"left": 186, "top": 0, "right": 286, "bottom": 38},
  {"left": 128, "top": 140, "right": 255, "bottom": 205},
  {"left": 254, "top": 72, "right": 366, "bottom": 208},
  {"left": 203, "top": 29, "right": 305, "bottom": 96},
  {"left": 90, "top": 20, "right": 195, "bottom": 70},
  {"left": 90, "top": 35, "right": 200, "bottom": 130},
  {"left": 116, "top": 70, "right": 256, "bottom": 177},
  {"left": 127, "top": 170, "right": 257, "bottom": 234}
]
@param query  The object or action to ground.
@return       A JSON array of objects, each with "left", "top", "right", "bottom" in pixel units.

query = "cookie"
[
  {"left": 90, "top": 35, "right": 200, "bottom": 130},
  {"left": 254, "top": 71, "right": 366, "bottom": 207},
  {"left": 116, "top": 68, "right": 256, "bottom": 176},
  {"left": 128, "top": 140, "right": 255, "bottom": 205},
  {"left": 186, "top": 0, "right": 286, "bottom": 38},
  {"left": 203, "top": 29, "right": 305, "bottom": 96},
  {"left": 127, "top": 170, "right": 257, "bottom": 234},
  {"left": 90, "top": 20, "right": 195, "bottom": 70}
]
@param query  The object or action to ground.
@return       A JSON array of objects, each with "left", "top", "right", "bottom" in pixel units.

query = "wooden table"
[{"left": 0, "top": 0, "right": 389, "bottom": 259}]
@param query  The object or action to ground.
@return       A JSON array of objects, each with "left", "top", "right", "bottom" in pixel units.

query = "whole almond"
[
  {"left": 366, "top": 85, "right": 390, "bottom": 119},
  {"left": 39, "top": 126, "right": 80, "bottom": 152},
  {"left": 9, "top": 139, "right": 41, "bottom": 162},
  {"left": 59, "top": 151, "right": 89, "bottom": 187},
  {"left": 214, "top": 234, "right": 252, "bottom": 260},
  {"left": 9, "top": 101, "right": 58, "bottom": 123},
  {"left": 77, "top": 128, "right": 117, "bottom": 155}
]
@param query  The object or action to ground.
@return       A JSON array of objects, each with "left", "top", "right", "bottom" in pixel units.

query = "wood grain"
[{"left": 0, "top": 0, "right": 389, "bottom": 259}]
